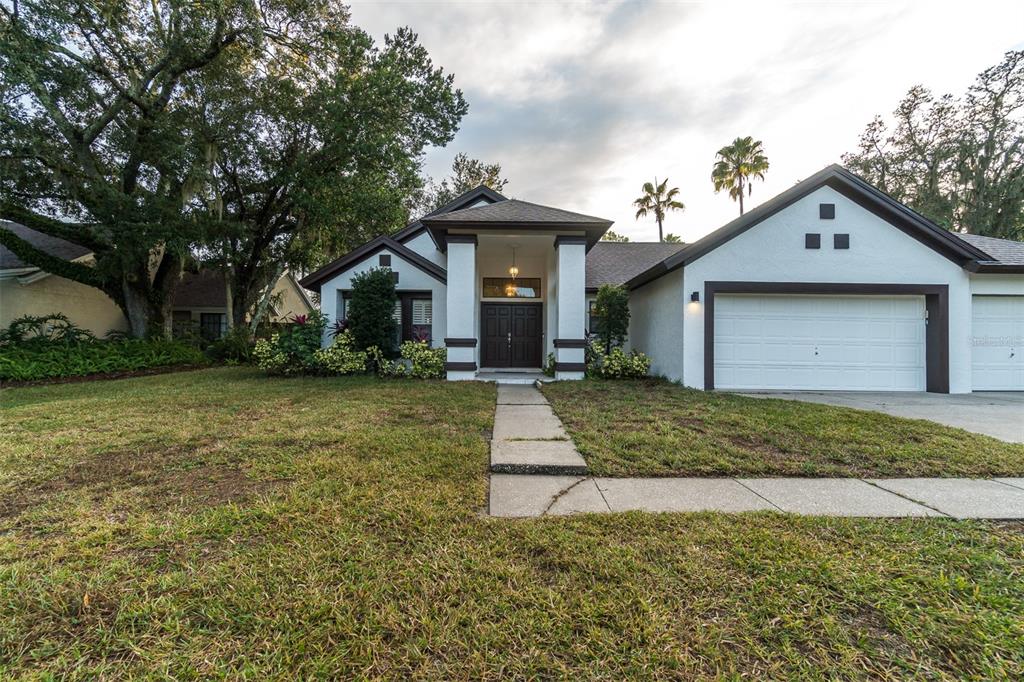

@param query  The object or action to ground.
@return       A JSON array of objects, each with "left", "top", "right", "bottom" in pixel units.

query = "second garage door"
[
  {"left": 971, "top": 296, "right": 1024, "bottom": 390},
  {"left": 714, "top": 295, "right": 927, "bottom": 391}
]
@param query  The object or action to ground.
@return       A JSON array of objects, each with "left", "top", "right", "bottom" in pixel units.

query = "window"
[
  {"left": 588, "top": 300, "right": 603, "bottom": 336},
  {"left": 834, "top": 233, "right": 850, "bottom": 249},
  {"left": 805, "top": 233, "right": 821, "bottom": 249},
  {"left": 411, "top": 299, "right": 432, "bottom": 343},
  {"left": 172, "top": 311, "right": 192, "bottom": 338},
  {"left": 390, "top": 271, "right": 399, "bottom": 284},
  {"left": 339, "top": 291, "right": 432, "bottom": 345},
  {"left": 482, "top": 277, "right": 541, "bottom": 298},
  {"left": 819, "top": 203, "right": 835, "bottom": 219},
  {"left": 200, "top": 313, "right": 227, "bottom": 341},
  {"left": 337, "top": 291, "right": 349, "bottom": 321}
]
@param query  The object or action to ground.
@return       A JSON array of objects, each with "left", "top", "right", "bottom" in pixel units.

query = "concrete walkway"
[
  {"left": 489, "top": 384, "right": 588, "bottom": 475},
  {"left": 490, "top": 475, "right": 1024, "bottom": 519},
  {"left": 486, "top": 385, "right": 1024, "bottom": 519}
]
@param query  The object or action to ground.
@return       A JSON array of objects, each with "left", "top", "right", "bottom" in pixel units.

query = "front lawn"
[
  {"left": 2, "top": 368, "right": 1023, "bottom": 678},
  {"left": 542, "top": 379, "right": 1024, "bottom": 478}
]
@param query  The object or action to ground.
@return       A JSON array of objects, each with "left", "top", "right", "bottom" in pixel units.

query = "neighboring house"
[
  {"left": 302, "top": 164, "right": 1024, "bottom": 392},
  {"left": 0, "top": 221, "right": 129, "bottom": 336},
  {"left": 0, "top": 221, "right": 314, "bottom": 338},
  {"left": 171, "top": 270, "right": 315, "bottom": 340}
]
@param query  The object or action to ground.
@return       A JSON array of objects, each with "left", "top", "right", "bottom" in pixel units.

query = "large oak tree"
[{"left": 0, "top": 0, "right": 466, "bottom": 335}]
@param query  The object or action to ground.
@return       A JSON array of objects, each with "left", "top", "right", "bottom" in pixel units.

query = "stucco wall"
[
  {"left": 402, "top": 231, "right": 446, "bottom": 267},
  {"left": 269, "top": 276, "right": 314, "bottom": 323},
  {"left": 627, "top": 268, "right": 684, "bottom": 379},
  {"left": 969, "top": 274, "right": 1024, "bottom": 296},
  {"left": 667, "top": 185, "right": 973, "bottom": 391},
  {"left": 0, "top": 274, "right": 128, "bottom": 336},
  {"left": 317, "top": 248, "right": 447, "bottom": 348}
]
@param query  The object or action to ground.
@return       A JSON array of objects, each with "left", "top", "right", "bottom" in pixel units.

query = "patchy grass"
[
  {"left": 542, "top": 379, "right": 1024, "bottom": 478},
  {"left": 1, "top": 367, "right": 1023, "bottom": 678}
]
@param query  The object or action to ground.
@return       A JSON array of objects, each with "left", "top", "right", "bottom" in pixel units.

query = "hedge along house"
[{"left": 300, "top": 187, "right": 621, "bottom": 380}]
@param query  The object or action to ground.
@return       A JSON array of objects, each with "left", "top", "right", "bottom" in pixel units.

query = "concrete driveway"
[{"left": 737, "top": 391, "right": 1024, "bottom": 443}]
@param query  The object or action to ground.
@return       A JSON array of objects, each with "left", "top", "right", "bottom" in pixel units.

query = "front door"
[{"left": 481, "top": 303, "right": 543, "bottom": 368}]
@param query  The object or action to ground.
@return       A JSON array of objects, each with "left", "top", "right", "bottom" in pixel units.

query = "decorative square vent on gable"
[
  {"left": 834, "top": 233, "right": 850, "bottom": 249},
  {"left": 379, "top": 254, "right": 391, "bottom": 266},
  {"left": 819, "top": 203, "right": 836, "bottom": 219},
  {"left": 805, "top": 233, "right": 821, "bottom": 249}
]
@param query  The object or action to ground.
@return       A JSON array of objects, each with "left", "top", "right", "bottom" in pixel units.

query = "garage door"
[
  {"left": 972, "top": 296, "right": 1024, "bottom": 390},
  {"left": 714, "top": 295, "right": 926, "bottom": 391}
]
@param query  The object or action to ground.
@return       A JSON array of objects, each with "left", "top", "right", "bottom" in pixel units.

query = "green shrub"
[
  {"left": 586, "top": 342, "right": 650, "bottom": 379},
  {"left": 592, "top": 284, "right": 630, "bottom": 353},
  {"left": 0, "top": 313, "right": 96, "bottom": 346},
  {"left": 314, "top": 331, "right": 369, "bottom": 375},
  {"left": 347, "top": 268, "right": 398, "bottom": 354},
  {"left": 206, "top": 327, "right": 255, "bottom": 364},
  {"left": 0, "top": 339, "right": 206, "bottom": 382},
  {"left": 400, "top": 340, "right": 445, "bottom": 379},
  {"left": 542, "top": 352, "right": 556, "bottom": 377},
  {"left": 253, "top": 312, "right": 327, "bottom": 375}
]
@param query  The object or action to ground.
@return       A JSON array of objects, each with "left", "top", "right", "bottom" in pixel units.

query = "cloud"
[{"left": 349, "top": 0, "right": 1024, "bottom": 242}]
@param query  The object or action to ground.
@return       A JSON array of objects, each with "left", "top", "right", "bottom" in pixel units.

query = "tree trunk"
[
  {"left": 121, "top": 281, "right": 151, "bottom": 338},
  {"left": 249, "top": 263, "right": 286, "bottom": 334},
  {"left": 657, "top": 216, "right": 664, "bottom": 243},
  {"left": 738, "top": 177, "right": 745, "bottom": 215},
  {"left": 224, "top": 269, "right": 235, "bottom": 332}
]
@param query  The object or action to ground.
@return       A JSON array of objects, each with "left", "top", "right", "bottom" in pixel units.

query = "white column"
[
  {"left": 554, "top": 236, "right": 587, "bottom": 380},
  {"left": 445, "top": 236, "right": 478, "bottom": 380}
]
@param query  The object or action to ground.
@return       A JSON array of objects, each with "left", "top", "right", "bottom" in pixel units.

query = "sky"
[{"left": 348, "top": 0, "right": 1024, "bottom": 243}]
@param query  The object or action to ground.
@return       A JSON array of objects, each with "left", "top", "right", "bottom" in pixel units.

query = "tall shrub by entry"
[
  {"left": 592, "top": 284, "right": 630, "bottom": 354},
  {"left": 347, "top": 268, "right": 399, "bottom": 354}
]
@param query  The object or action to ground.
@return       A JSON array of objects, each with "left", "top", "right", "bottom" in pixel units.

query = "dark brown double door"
[{"left": 481, "top": 303, "right": 543, "bottom": 368}]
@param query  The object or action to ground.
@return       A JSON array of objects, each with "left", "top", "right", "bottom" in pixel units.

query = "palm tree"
[
  {"left": 633, "top": 177, "right": 685, "bottom": 243},
  {"left": 711, "top": 136, "right": 769, "bottom": 215}
]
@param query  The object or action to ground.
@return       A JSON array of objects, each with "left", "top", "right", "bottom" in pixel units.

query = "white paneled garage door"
[
  {"left": 971, "top": 296, "right": 1024, "bottom": 390},
  {"left": 714, "top": 295, "right": 926, "bottom": 391}
]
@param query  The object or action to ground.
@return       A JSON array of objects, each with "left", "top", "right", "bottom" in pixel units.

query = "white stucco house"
[{"left": 300, "top": 165, "right": 1024, "bottom": 392}]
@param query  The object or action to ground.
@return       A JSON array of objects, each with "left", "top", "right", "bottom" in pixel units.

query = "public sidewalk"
[{"left": 487, "top": 384, "right": 1024, "bottom": 520}]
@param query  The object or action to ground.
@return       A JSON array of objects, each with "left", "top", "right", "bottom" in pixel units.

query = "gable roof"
[
  {"left": 1, "top": 221, "right": 92, "bottom": 270},
  {"left": 298, "top": 235, "right": 447, "bottom": 292},
  {"left": 626, "top": 164, "right": 995, "bottom": 289},
  {"left": 586, "top": 241, "right": 686, "bottom": 291},
  {"left": 391, "top": 185, "right": 508, "bottom": 244},
  {"left": 421, "top": 199, "right": 613, "bottom": 251}
]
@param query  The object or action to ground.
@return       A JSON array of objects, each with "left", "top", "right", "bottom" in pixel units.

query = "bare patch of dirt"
[{"left": 0, "top": 445, "right": 287, "bottom": 520}]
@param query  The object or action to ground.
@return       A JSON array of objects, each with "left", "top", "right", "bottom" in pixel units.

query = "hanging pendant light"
[{"left": 508, "top": 246, "right": 519, "bottom": 278}]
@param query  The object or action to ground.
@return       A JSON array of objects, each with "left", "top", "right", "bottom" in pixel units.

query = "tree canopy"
[
  {"left": 0, "top": 0, "right": 466, "bottom": 336},
  {"left": 416, "top": 152, "right": 509, "bottom": 214},
  {"left": 843, "top": 50, "right": 1023, "bottom": 239}
]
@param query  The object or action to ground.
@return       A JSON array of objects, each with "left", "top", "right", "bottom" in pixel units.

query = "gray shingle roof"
[
  {"left": 0, "top": 221, "right": 92, "bottom": 270},
  {"left": 424, "top": 199, "right": 611, "bottom": 225},
  {"left": 953, "top": 233, "right": 1024, "bottom": 265},
  {"left": 586, "top": 241, "right": 686, "bottom": 290}
]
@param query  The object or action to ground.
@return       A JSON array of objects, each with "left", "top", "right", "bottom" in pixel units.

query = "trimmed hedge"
[{"left": 0, "top": 339, "right": 207, "bottom": 382}]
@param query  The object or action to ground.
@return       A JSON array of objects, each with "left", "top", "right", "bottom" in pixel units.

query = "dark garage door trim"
[{"left": 703, "top": 282, "right": 949, "bottom": 393}]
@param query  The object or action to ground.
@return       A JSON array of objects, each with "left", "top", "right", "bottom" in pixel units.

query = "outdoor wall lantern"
[{"left": 691, "top": 291, "right": 700, "bottom": 302}]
